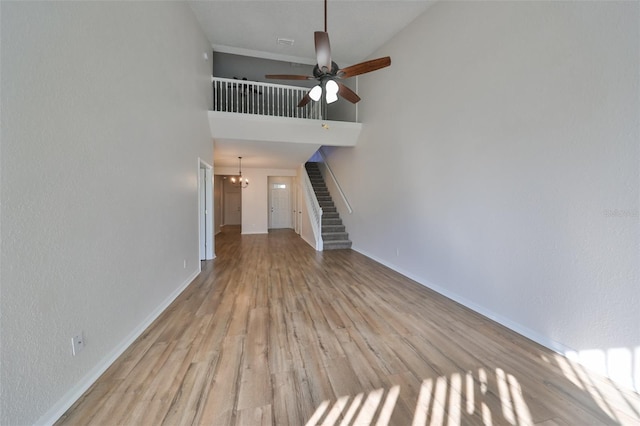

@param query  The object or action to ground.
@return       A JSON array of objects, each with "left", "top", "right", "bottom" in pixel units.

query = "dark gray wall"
[{"left": 213, "top": 52, "right": 315, "bottom": 86}]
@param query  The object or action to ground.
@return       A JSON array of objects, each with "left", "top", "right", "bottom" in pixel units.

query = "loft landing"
[{"left": 208, "top": 78, "right": 362, "bottom": 157}]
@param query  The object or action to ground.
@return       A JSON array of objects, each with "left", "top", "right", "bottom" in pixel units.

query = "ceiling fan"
[{"left": 265, "top": 0, "right": 391, "bottom": 107}]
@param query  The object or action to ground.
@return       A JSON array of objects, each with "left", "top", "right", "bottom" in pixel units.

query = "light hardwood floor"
[{"left": 56, "top": 226, "right": 640, "bottom": 425}]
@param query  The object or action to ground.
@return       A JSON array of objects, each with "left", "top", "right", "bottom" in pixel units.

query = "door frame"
[
  {"left": 294, "top": 177, "right": 301, "bottom": 234},
  {"left": 198, "top": 159, "right": 214, "bottom": 261}
]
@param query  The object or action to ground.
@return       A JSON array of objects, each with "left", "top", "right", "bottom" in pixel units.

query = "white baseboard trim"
[
  {"left": 352, "top": 246, "right": 640, "bottom": 393},
  {"left": 35, "top": 269, "right": 201, "bottom": 426},
  {"left": 351, "top": 245, "right": 574, "bottom": 356}
]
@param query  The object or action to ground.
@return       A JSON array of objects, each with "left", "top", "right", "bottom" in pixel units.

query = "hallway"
[{"left": 56, "top": 227, "right": 640, "bottom": 425}]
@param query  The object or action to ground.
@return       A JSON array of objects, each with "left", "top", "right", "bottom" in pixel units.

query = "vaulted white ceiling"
[
  {"left": 189, "top": 1, "right": 435, "bottom": 66},
  {"left": 190, "top": 0, "right": 436, "bottom": 170}
]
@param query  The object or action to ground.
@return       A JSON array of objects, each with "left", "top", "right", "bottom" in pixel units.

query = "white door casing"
[{"left": 198, "top": 159, "right": 214, "bottom": 261}]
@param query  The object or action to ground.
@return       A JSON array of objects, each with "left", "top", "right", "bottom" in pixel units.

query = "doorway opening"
[{"left": 220, "top": 175, "right": 242, "bottom": 231}]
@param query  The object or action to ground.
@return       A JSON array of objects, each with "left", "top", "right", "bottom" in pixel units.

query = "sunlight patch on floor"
[
  {"left": 305, "top": 368, "right": 535, "bottom": 426},
  {"left": 564, "top": 346, "right": 640, "bottom": 393},
  {"left": 555, "top": 352, "right": 640, "bottom": 424}
]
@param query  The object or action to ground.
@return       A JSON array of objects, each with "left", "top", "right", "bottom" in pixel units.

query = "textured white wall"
[
  {"left": 324, "top": 1, "right": 639, "bottom": 389},
  {"left": 0, "top": 2, "right": 213, "bottom": 424}
]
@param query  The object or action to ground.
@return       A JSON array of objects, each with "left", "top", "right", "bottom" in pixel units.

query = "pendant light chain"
[{"left": 237, "top": 156, "right": 249, "bottom": 188}]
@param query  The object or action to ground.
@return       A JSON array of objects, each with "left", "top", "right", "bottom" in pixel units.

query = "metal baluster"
[{"left": 213, "top": 80, "right": 216, "bottom": 111}]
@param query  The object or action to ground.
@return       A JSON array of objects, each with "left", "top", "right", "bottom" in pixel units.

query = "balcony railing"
[{"left": 212, "top": 77, "right": 321, "bottom": 120}]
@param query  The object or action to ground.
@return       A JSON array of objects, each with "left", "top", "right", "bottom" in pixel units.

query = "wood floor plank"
[
  {"left": 121, "top": 397, "right": 171, "bottom": 425},
  {"left": 272, "top": 371, "right": 313, "bottom": 425},
  {"left": 56, "top": 227, "right": 640, "bottom": 426},
  {"left": 237, "top": 308, "right": 272, "bottom": 411},
  {"left": 325, "top": 357, "right": 367, "bottom": 399},
  {"left": 267, "top": 302, "right": 294, "bottom": 374},
  {"left": 161, "top": 361, "right": 212, "bottom": 426},
  {"left": 198, "top": 335, "right": 244, "bottom": 425},
  {"left": 236, "top": 404, "right": 272, "bottom": 426}
]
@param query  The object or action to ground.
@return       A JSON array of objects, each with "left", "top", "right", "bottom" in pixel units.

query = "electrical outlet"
[{"left": 71, "top": 332, "right": 85, "bottom": 356}]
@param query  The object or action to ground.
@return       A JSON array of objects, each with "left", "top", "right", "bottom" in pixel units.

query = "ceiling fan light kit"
[
  {"left": 265, "top": 0, "right": 391, "bottom": 107},
  {"left": 325, "top": 80, "right": 339, "bottom": 103},
  {"left": 309, "top": 85, "right": 322, "bottom": 101}
]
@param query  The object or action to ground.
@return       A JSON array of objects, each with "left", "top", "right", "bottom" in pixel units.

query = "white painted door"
[{"left": 269, "top": 184, "right": 291, "bottom": 229}]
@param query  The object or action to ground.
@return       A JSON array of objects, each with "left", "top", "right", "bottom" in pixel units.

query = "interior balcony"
[{"left": 208, "top": 77, "right": 362, "bottom": 153}]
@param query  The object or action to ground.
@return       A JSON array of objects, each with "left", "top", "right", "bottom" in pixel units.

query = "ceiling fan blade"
[
  {"left": 314, "top": 31, "right": 332, "bottom": 72},
  {"left": 338, "top": 56, "right": 391, "bottom": 78},
  {"left": 297, "top": 93, "right": 312, "bottom": 108},
  {"left": 337, "top": 82, "right": 361, "bottom": 104},
  {"left": 265, "top": 74, "right": 313, "bottom": 80}
]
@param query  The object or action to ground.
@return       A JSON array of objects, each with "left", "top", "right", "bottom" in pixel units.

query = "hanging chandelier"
[{"left": 230, "top": 156, "right": 249, "bottom": 188}]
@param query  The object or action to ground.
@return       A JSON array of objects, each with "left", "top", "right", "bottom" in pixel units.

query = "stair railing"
[
  {"left": 302, "top": 168, "right": 323, "bottom": 251},
  {"left": 318, "top": 148, "right": 353, "bottom": 214}
]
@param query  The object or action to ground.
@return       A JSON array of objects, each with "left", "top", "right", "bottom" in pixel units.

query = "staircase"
[{"left": 305, "top": 162, "right": 352, "bottom": 250}]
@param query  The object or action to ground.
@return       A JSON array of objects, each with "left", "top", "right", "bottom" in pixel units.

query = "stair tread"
[
  {"left": 323, "top": 241, "right": 352, "bottom": 250},
  {"left": 322, "top": 233, "right": 349, "bottom": 241}
]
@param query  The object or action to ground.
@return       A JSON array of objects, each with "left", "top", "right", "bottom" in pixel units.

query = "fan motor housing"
[{"left": 313, "top": 61, "right": 340, "bottom": 78}]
